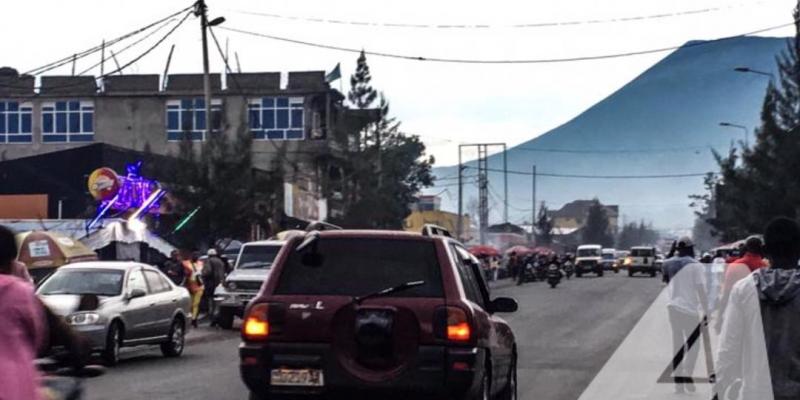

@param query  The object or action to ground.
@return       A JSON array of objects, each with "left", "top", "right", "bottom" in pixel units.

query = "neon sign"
[{"left": 87, "top": 162, "right": 165, "bottom": 230}]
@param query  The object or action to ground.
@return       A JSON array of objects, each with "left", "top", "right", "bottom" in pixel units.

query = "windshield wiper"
[{"left": 353, "top": 280, "right": 425, "bottom": 305}]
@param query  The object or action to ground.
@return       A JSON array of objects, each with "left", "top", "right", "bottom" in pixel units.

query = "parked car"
[
  {"left": 575, "top": 244, "right": 604, "bottom": 277},
  {"left": 239, "top": 225, "right": 519, "bottom": 400},
  {"left": 627, "top": 246, "right": 658, "bottom": 277},
  {"left": 37, "top": 261, "right": 191, "bottom": 366},
  {"left": 213, "top": 240, "right": 286, "bottom": 329}
]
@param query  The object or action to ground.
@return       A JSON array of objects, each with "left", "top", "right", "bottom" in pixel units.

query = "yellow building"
[{"left": 404, "top": 210, "right": 471, "bottom": 239}]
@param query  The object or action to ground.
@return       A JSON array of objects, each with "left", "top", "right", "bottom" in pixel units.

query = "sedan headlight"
[
  {"left": 226, "top": 280, "right": 237, "bottom": 290},
  {"left": 67, "top": 312, "right": 101, "bottom": 326}
]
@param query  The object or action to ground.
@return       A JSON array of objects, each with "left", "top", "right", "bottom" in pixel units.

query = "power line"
[
  {"left": 462, "top": 165, "right": 713, "bottom": 179},
  {"left": 231, "top": 1, "right": 763, "bottom": 30},
  {"left": 24, "top": 5, "right": 194, "bottom": 76},
  {"left": 218, "top": 19, "right": 795, "bottom": 65}
]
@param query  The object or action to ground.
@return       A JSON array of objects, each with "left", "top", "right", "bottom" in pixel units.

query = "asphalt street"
[{"left": 86, "top": 273, "right": 663, "bottom": 400}]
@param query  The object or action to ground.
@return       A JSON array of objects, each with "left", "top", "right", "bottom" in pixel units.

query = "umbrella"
[
  {"left": 16, "top": 230, "right": 98, "bottom": 283},
  {"left": 505, "top": 245, "right": 533, "bottom": 256},
  {"left": 531, "top": 246, "right": 556, "bottom": 255},
  {"left": 469, "top": 245, "right": 500, "bottom": 257}
]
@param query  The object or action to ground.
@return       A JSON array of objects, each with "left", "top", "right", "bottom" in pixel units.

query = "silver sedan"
[{"left": 37, "top": 261, "right": 191, "bottom": 366}]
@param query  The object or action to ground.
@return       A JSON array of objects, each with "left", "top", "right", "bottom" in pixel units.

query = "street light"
[
  {"left": 733, "top": 66, "right": 774, "bottom": 80},
  {"left": 207, "top": 16, "right": 226, "bottom": 27},
  {"left": 719, "top": 122, "right": 749, "bottom": 149}
]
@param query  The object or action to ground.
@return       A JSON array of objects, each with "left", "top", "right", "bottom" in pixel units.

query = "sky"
[{"left": 3, "top": 0, "right": 797, "bottom": 166}]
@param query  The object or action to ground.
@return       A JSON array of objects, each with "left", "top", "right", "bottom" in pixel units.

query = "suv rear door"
[
  {"left": 631, "top": 248, "right": 655, "bottom": 267},
  {"left": 264, "top": 236, "right": 449, "bottom": 380}
]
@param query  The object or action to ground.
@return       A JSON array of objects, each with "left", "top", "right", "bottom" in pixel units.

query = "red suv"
[{"left": 239, "top": 226, "right": 519, "bottom": 400}]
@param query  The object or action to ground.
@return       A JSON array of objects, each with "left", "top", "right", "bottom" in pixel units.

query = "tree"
[
  {"left": 535, "top": 202, "right": 554, "bottom": 245},
  {"left": 616, "top": 220, "right": 660, "bottom": 249},
  {"left": 165, "top": 126, "right": 281, "bottom": 248},
  {"left": 694, "top": 3, "right": 800, "bottom": 240},
  {"left": 583, "top": 199, "right": 614, "bottom": 247},
  {"left": 331, "top": 51, "right": 435, "bottom": 228}
]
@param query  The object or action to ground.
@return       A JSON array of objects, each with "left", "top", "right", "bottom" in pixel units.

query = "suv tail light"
[
  {"left": 242, "top": 303, "right": 270, "bottom": 341},
  {"left": 434, "top": 306, "right": 472, "bottom": 343}
]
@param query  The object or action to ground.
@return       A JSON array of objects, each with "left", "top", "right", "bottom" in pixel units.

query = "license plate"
[{"left": 271, "top": 368, "right": 324, "bottom": 387}]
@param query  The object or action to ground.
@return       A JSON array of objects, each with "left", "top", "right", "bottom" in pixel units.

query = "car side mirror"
[
  {"left": 489, "top": 297, "right": 518, "bottom": 313},
  {"left": 128, "top": 288, "right": 146, "bottom": 300}
]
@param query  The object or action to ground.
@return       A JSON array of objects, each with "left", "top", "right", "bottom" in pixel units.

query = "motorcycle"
[
  {"left": 516, "top": 262, "right": 537, "bottom": 285},
  {"left": 534, "top": 261, "right": 548, "bottom": 282},
  {"left": 546, "top": 264, "right": 563, "bottom": 288},
  {"left": 563, "top": 261, "right": 574, "bottom": 279}
]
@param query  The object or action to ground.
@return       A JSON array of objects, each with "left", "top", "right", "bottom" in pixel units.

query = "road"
[{"left": 86, "top": 273, "right": 663, "bottom": 400}]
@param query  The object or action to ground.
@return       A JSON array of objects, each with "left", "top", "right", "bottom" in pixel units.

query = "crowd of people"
[
  {"left": 159, "top": 248, "right": 231, "bottom": 328},
  {"left": 662, "top": 217, "right": 800, "bottom": 399}
]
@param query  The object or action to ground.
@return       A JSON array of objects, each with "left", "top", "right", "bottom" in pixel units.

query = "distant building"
[
  {"left": 548, "top": 200, "right": 620, "bottom": 235},
  {"left": 405, "top": 195, "right": 471, "bottom": 240},
  {"left": 0, "top": 67, "right": 377, "bottom": 226}
]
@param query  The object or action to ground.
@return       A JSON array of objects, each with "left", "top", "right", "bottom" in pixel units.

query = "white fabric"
[
  {"left": 80, "top": 221, "right": 175, "bottom": 257},
  {"left": 666, "top": 260, "right": 707, "bottom": 316}
]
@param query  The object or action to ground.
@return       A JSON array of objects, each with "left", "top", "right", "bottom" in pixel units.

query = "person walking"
[
  {"left": 663, "top": 236, "right": 705, "bottom": 394},
  {"left": 716, "top": 236, "right": 769, "bottom": 332},
  {"left": 182, "top": 251, "right": 204, "bottom": 328},
  {"left": 203, "top": 248, "right": 226, "bottom": 325},
  {"left": 716, "top": 217, "right": 800, "bottom": 400}
]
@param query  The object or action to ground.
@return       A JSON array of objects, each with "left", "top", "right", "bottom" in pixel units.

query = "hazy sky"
[{"left": 4, "top": 0, "right": 796, "bottom": 165}]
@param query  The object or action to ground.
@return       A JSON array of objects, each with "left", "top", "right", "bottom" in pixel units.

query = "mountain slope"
[{"left": 431, "top": 36, "right": 789, "bottom": 230}]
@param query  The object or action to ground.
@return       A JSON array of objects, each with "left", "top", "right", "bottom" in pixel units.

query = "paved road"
[{"left": 86, "top": 273, "right": 662, "bottom": 400}]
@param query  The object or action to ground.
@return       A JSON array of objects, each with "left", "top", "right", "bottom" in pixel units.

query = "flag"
[{"left": 325, "top": 63, "right": 341, "bottom": 83}]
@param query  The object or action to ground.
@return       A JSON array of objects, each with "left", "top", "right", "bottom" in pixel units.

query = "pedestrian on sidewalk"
[
  {"left": 663, "top": 236, "right": 706, "bottom": 394},
  {"left": 716, "top": 236, "right": 768, "bottom": 331},
  {"left": 202, "top": 248, "right": 226, "bottom": 325},
  {"left": 716, "top": 217, "right": 800, "bottom": 400},
  {"left": 182, "top": 251, "right": 204, "bottom": 328}
]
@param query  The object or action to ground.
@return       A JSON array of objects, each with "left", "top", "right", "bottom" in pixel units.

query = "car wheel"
[
  {"left": 650, "top": 271, "right": 657, "bottom": 278},
  {"left": 248, "top": 392, "right": 268, "bottom": 400},
  {"left": 597, "top": 270, "right": 604, "bottom": 277},
  {"left": 102, "top": 321, "right": 123, "bottom": 366},
  {"left": 218, "top": 310, "right": 235, "bottom": 330},
  {"left": 161, "top": 317, "right": 185, "bottom": 357},
  {"left": 628, "top": 269, "right": 634, "bottom": 277},
  {"left": 498, "top": 355, "right": 517, "bottom": 400},
  {"left": 576, "top": 271, "right": 582, "bottom": 278}
]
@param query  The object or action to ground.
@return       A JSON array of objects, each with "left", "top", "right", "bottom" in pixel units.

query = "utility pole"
[
  {"left": 196, "top": 0, "right": 213, "bottom": 143},
  {"left": 456, "top": 143, "right": 507, "bottom": 245},
  {"left": 531, "top": 164, "right": 536, "bottom": 232}
]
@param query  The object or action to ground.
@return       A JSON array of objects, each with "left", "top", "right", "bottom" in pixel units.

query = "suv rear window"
[
  {"left": 631, "top": 249, "right": 655, "bottom": 257},
  {"left": 275, "top": 238, "right": 444, "bottom": 298}
]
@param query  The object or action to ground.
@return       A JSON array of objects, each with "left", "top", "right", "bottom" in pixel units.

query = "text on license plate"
[{"left": 271, "top": 368, "right": 324, "bottom": 387}]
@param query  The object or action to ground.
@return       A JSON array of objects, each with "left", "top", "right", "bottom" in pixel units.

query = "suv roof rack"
[
  {"left": 305, "top": 221, "right": 342, "bottom": 232},
  {"left": 421, "top": 224, "right": 452, "bottom": 238}
]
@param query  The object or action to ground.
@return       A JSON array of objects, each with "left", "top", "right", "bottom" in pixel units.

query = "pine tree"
[
  {"left": 583, "top": 199, "right": 614, "bottom": 247},
  {"left": 535, "top": 202, "right": 554, "bottom": 245},
  {"left": 696, "top": 2, "right": 800, "bottom": 239},
  {"left": 348, "top": 50, "right": 378, "bottom": 110}
]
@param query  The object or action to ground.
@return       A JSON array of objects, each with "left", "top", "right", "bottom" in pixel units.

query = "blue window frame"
[
  {"left": 249, "top": 97, "right": 304, "bottom": 140},
  {"left": 166, "top": 98, "right": 222, "bottom": 141},
  {"left": 0, "top": 101, "right": 33, "bottom": 143},
  {"left": 41, "top": 100, "right": 93, "bottom": 143}
]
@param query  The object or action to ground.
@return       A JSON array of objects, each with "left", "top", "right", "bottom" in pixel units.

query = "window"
[
  {"left": 275, "top": 238, "right": 443, "bottom": 297},
  {"left": 249, "top": 97, "right": 304, "bottom": 140},
  {"left": 235, "top": 244, "right": 282, "bottom": 269},
  {"left": 41, "top": 100, "right": 94, "bottom": 143},
  {"left": 451, "top": 244, "right": 486, "bottom": 308},
  {"left": 0, "top": 101, "right": 33, "bottom": 143},
  {"left": 166, "top": 98, "right": 222, "bottom": 141},
  {"left": 127, "top": 269, "right": 149, "bottom": 294},
  {"left": 144, "top": 270, "right": 171, "bottom": 293}
]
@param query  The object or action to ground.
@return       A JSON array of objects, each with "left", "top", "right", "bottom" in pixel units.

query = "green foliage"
[
  {"left": 166, "top": 127, "right": 281, "bottom": 248},
  {"left": 695, "top": 6, "right": 800, "bottom": 241},
  {"left": 331, "top": 51, "right": 435, "bottom": 228},
  {"left": 535, "top": 202, "right": 554, "bottom": 245},
  {"left": 582, "top": 199, "right": 614, "bottom": 247},
  {"left": 617, "top": 220, "right": 660, "bottom": 249}
]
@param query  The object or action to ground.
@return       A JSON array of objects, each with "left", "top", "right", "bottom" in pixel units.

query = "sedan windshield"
[
  {"left": 578, "top": 249, "right": 600, "bottom": 257},
  {"left": 38, "top": 269, "right": 124, "bottom": 296}
]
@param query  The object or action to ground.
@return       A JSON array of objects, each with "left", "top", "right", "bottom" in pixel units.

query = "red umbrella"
[
  {"left": 468, "top": 245, "right": 500, "bottom": 257},
  {"left": 505, "top": 245, "right": 533, "bottom": 256}
]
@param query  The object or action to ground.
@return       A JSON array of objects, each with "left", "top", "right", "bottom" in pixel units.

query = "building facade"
[{"left": 0, "top": 67, "right": 374, "bottom": 223}]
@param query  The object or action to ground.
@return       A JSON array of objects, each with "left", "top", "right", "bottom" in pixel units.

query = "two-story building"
[{"left": 0, "top": 67, "right": 375, "bottom": 225}]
